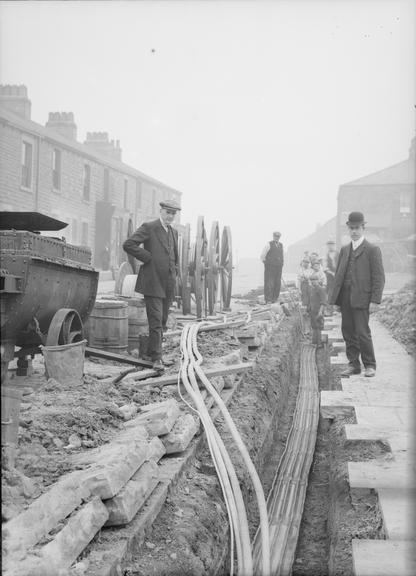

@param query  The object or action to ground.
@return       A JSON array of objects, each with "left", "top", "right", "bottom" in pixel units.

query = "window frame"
[
  {"left": 21, "top": 139, "right": 33, "bottom": 190},
  {"left": 83, "top": 164, "right": 91, "bottom": 201},
  {"left": 52, "top": 148, "right": 62, "bottom": 191}
]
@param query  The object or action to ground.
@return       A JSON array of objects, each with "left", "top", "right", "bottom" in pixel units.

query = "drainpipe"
[{"left": 34, "top": 134, "right": 41, "bottom": 211}]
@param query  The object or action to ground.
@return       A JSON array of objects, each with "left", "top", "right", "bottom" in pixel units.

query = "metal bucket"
[
  {"left": 41, "top": 339, "right": 87, "bottom": 384},
  {"left": 1, "top": 385, "right": 23, "bottom": 467},
  {"left": 127, "top": 298, "right": 148, "bottom": 352},
  {"left": 88, "top": 300, "right": 128, "bottom": 355}
]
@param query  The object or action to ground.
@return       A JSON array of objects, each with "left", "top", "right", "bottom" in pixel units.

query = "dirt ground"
[
  {"left": 122, "top": 314, "right": 303, "bottom": 575},
  {"left": 1, "top": 330, "right": 238, "bottom": 523},
  {"left": 3, "top": 279, "right": 409, "bottom": 575},
  {"left": 375, "top": 279, "right": 415, "bottom": 356},
  {"left": 292, "top": 328, "right": 387, "bottom": 576}
]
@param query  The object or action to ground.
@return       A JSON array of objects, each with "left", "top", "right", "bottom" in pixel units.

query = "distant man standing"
[
  {"left": 324, "top": 238, "right": 339, "bottom": 315},
  {"left": 329, "top": 212, "right": 385, "bottom": 377},
  {"left": 261, "top": 231, "right": 284, "bottom": 304},
  {"left": 123, "top": 200, "right": 180, "bottom": 372}
]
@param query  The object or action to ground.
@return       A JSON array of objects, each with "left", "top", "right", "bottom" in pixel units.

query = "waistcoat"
[{"left": 265, "top": 241, "right": 283, "bottom": 266}]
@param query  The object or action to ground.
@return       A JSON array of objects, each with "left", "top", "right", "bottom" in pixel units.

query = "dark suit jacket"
[
  {"left": 123, "top": 219, "right": 179, "bottom": 298},
  {"left": 329, "top": 239, "right": 385, "bottom": 308}
]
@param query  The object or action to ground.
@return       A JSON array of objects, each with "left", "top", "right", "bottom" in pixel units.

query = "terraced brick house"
[{"left": 0, "top": 85, "right": 182, "bottom": 270}]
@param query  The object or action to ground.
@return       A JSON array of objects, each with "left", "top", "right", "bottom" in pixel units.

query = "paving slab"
[
  {"left": 344, "top": 424, "right": 414, "bottom": 452},
  {"left": 376, "top": 488, "right": 416, "bottom": 539},
  {"left": 330, "top": 354, "right": 349, "bottom": 365},
  {"left": 348, "top": 458, "right": 416, "bottom": 490},
  {"left": 354, "top": 406, "right": 413, "bottom": 428},
  {"left": 352, "top": 539, "right": 416, "bottom": 576}
]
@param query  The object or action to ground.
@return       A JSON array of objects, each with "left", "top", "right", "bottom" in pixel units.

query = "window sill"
[
  {"left": 20, "top": 185, "right": 33, "bottom": 193},
  {"left": 52, "top": 188, "right": 62, "bottom": 193}
]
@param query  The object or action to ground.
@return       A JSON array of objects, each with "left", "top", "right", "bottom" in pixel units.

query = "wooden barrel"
[
  {"left": 126, "top": 298, "right": 148, "bottom": 352},
  {"left": 88, "top": 300, "right": 128, "bottom": 355}
]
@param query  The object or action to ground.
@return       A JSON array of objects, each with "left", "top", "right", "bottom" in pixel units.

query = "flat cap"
[{"left": 159, "top": 199, "right": 181, "bottom": 211}]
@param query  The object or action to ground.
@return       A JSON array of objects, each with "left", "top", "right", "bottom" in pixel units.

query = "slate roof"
[{"left": 0, "top": 106, "right": 182, "bottom": 194}]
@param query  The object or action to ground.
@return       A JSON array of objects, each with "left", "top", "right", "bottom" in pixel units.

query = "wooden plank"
[
  {"left": 85, "top": 346, "right": 153, "bottom": 367},
  {"left": 132, "top": 361, "right": 254, "bottom": 388}
]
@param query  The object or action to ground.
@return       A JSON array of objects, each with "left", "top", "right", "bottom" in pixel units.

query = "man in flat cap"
[
  {"left": 260, "top": 231, "right": 284, "bottom": 304},
  {"left": 329, "top": 212, "right": 385, "bottom": 377},
  {"left": 123, "top": 199, "right": 181, "bottom": 371}
]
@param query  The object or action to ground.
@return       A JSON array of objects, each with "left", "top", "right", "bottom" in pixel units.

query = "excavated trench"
[{"left": 121, "top": 313, "right": 384, "bottom": 576}]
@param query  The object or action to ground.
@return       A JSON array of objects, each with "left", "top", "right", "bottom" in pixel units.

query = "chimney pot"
[{"left": 0, "top": 83, "right": 31, "bottom": 119}]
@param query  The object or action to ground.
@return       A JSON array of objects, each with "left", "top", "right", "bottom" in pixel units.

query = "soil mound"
[{"left": 376, "top": 280, "right": 416, "bottom": 355}]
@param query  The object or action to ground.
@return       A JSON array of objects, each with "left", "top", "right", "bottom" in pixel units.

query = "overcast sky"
[{"left": 0, "top": 0, "right": 414, "bottom": 259}]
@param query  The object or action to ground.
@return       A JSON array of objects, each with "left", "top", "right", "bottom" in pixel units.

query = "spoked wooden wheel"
[
  {"left": 180, "top": 223, "right": 191, "bottom": 314},
  {"left": 193, "top": 216, "right": 208, "bottom": 318},
  {"left": 46, "top": 308, "right": 84, "bottom": 346},
  {"left": 207, "top": 221, "right": 220, "bottom": 315},
  {"left": 220, "top": 226, "right": 233, "bottom": 311}
]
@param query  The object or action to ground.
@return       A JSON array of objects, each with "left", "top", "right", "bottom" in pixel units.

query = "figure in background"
[
  {"left": 100, "top": 244, "right": 110, "bottom": 271},
  {"left": 298, "top": 257, "right": 312, "bottom": 310},
  {"left": 309, "top": 271, "right": 327, "bottom": 346},
  {"left": 260, "top": 231, "right": 284, "bottom": 304},
  {"left": 329, "top": 211, "right": 385, "bottom": 377},
  {"left": 311, "top": 259, "right": 327, "bottom": 287},
  {"left": 123, "top": 199, "right": 181, "bottom": 372},
  {"left": 324, "top": 239, "right": 339, "bottom": 316}
]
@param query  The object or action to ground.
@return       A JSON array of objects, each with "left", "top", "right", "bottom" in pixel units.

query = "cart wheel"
[
  {"left": 207, "top": 221, "right": 220, "bottom": 315},
  {"left": 46, "top": 309, "right": 84, "bottom": 346},
  {"left": 180, "top": 223, "right": 192, "bottom": 314},
  {"left": 194, "top": 216, "right": 208, "bottom": 318},
  {"left": 220, "top": 226, "right": 233, "bottom": 311}
]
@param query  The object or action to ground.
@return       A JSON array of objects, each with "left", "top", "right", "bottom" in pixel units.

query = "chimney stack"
[
  {"left": 84, "top": 132, "right": 122, "bottom": 161},
  {"left": 45, "top": 112, "right": 77, "bottom": 141},
  {"left": 0, "top": 84, "right": 31, "bottom": 119}
]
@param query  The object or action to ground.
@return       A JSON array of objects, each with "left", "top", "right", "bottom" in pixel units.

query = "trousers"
[
  {"left": 340, "top": 286, "right": 376, "bottom": 369},
  {"left": 144, "top": 275, "right": 175, "bottom": 361},
  {"left": 264, "top": 264, "right": 282, "bottom": 303}
]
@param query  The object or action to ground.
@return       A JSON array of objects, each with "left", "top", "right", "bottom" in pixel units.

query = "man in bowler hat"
[
  {"left": 123, "top": 199, "right": 180, "bottom": 371},
  {"left": 261, "top": 231, "right": 284, "bottom": 304},
  {"left": 329, "top": 211, "right": 385, "bottom": 377}
]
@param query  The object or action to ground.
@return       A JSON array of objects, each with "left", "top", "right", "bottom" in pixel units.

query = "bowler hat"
[
  {"left": 346, "top": 211, "right": 366, "bottom": 225},
  {"left": 160, "top": 199, "right": 181, "bottom": 211}
]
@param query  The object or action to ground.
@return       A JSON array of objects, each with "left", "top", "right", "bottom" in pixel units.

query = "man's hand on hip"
[{"left": 369, "top": 302, "right": 380, "bottom": 314}]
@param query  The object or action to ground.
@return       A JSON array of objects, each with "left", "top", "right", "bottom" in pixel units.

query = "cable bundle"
[{"left": 178, "top": 322, "right": 270, "bottom": 576}]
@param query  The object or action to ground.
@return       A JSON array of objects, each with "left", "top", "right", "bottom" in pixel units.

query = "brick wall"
[{"left": 0, "top": 114, "right": 182, "bottom": 268}]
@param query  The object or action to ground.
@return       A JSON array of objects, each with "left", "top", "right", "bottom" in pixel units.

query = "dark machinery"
[{"left": 0, "top": 212, "right": 99, "bottom": 383}]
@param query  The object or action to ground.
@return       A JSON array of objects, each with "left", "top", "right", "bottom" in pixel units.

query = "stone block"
[
  {"left": 3, "top": 470, "right": 89, "bottom": 565},
  {"left": 81, "top": 438, "right": 149, "bottom": 499},
  {"left": 126, "top": 398, "right": 180, "bottom": 436},
  {"left": 218, "top": 351, "right": 242, "bottom": 365},
  {"left": 160, "top": 413, "right": 200, "bottom": 454},
  {"left": 146, "top": 436, "right": 166, "bottom": 462},
  {"left": 5, "top": 498, "right": 108, "bottom": 576},
  {"left": 41, "top": 496, "right": 108, "bottom": 568},
  {"left": 223, "top": 374, "right": 236, "bottom": 389},
  {"left": 104, "top": 460, "right": 159, "bottom": 526}
]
